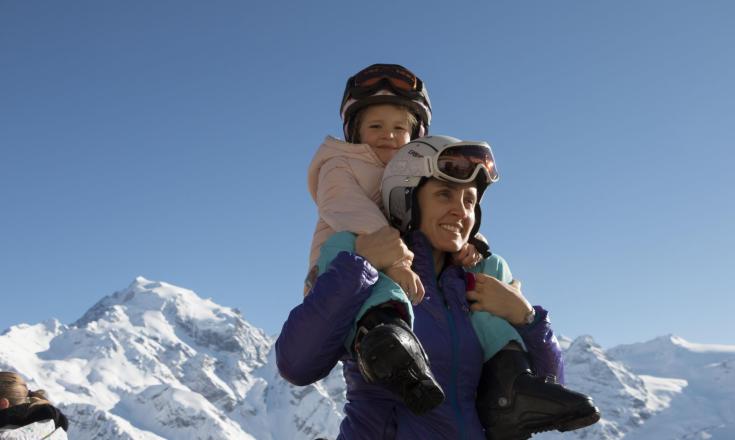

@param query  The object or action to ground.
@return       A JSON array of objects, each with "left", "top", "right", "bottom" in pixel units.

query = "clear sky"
[{"left": 1, "top": 1, "right": 733, "bottom": 349}]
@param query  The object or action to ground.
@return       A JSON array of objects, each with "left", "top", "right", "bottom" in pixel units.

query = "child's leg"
[
  {"left": 315, "top": 232, "right": 414, "bottom": 352},
  {"left": 471, "top": 310, "right": 526, "bottom": 362},
  {"left": 473, "top": 312, "right": 600, "bottom": 438},
  {"left": 316, "top": 231, "right": 442, "bottom": 415}
]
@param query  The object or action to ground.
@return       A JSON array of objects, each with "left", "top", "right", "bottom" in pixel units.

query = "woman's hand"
[
  {"left": 466, "top": 275, "right": 533, "bottom": 325},
  {"left": 355, "top": 226, "right": 413, "bottom": 271}
]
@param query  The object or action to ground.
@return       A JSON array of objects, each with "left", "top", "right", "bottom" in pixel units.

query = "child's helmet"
[
  {"left": 340, "top": 64, "right": 432, "bottom": 143},
  {"left": 381, "top": 135, "right": 499, "bottom": 237}
]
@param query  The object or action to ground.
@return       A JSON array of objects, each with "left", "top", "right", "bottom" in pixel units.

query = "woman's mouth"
[{"left": 440, "top": 224, "right": 461, "bottom": 234}]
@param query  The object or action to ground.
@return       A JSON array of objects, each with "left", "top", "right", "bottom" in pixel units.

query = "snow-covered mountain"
[
  {"left": 0, "top": 277, "right": 344, "bottom": 440},
  {"left": 1, "top": 277, "right": 732, "bottom": 439}
]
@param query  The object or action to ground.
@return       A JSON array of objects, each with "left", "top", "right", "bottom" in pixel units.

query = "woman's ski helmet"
[
  {"left": 340, "top": 64, "right": 432, "bottom": 143},
  {"left": 381, "top": 135, "right": 499, "bottom": 237}
]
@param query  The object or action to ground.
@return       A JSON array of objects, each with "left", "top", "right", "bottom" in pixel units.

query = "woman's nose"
[{"left": 451, "top": 199, "right": 470, "bottom": 218}]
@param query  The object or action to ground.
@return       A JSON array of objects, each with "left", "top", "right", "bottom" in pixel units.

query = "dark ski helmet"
[
  {"left": 340, "top": 64, "right": 432, "bottom": 143},
  {"left": 381, "top": 135, "right": 499, "bottom": 237}
]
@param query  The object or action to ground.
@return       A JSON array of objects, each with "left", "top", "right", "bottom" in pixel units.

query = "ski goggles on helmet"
[
  {"left": 433, "top": 142, "right": 499, "bottom": 185},
  {"left": 345, "top": 64, "right": 426, "bottom": 100}
]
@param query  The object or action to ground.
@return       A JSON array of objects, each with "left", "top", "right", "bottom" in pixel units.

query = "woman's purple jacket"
[{"left": 276, "top": 231, "right": 563, "bottom": 439}]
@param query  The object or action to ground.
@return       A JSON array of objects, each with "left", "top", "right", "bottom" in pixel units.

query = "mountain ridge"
[{"left": 0, "top": 277, "right": 732, "bottom": 439}]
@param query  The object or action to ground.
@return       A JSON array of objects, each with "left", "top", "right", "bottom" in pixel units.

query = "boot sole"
[
  {"left": 555, "top": 404, "right": 601, "bottom": 432},
  {"left": 525, "top": 400, "right": 601, "bottom": 434},
  {"left": 487, "top": 400, "right": 600, "bottom": 439},
  {"left": 360, "top": 326, "right": 445, "bottom": 415}
]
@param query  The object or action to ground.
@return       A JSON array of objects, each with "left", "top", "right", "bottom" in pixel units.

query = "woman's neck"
[{"left": 432, "top": 248, "right": 445, "bottom": 275}]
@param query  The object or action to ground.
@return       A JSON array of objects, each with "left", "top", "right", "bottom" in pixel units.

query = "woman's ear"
[{"left": 0, "top": 398, "right": 10, "bottom": 409}]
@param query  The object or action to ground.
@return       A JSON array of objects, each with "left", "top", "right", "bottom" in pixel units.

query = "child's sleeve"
[
  {"left": 316, "top": 158, "right": 389, "bottom": 234},
  {"left": 469, "top": 253, "right": 513, "bottom": 283}
]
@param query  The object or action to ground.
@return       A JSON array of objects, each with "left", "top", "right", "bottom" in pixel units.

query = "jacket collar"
[{"left": 406, "top": 231, "right": 465, "bottom": 298}]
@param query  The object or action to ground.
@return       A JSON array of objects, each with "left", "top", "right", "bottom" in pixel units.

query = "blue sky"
[{"left": 1, "top": 1, "right": 733, "bottom": 348}]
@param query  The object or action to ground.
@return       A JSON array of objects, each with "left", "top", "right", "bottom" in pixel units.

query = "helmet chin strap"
[{"left": 407, "top": 178, "right": 427, "bottom": 232}]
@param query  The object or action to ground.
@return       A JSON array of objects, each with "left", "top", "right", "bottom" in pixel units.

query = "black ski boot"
[
  {"left": 477, "top": 349, "right": 600, "bottom": 440},
  {"left": 354, "top": 306, "right": 445, "bottom": 415}
]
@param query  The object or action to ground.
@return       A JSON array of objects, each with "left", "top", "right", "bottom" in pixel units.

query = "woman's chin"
[{"left": 433, "top": 240, "right": 464, "bottom": 254}]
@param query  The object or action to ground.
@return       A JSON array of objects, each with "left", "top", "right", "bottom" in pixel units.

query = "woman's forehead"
[{"left": 427, "top": 178, "right": 477, "bottom": 191}]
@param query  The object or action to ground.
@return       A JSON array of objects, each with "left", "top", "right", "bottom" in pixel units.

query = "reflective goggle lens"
[
  {"left": 437, "top": 145, "right": 499, "bottom": 183},
  {"left": 353, "top": 64, "right": 418, "bottom": 92}
]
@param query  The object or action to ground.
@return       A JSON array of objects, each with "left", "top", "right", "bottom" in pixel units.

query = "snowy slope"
[
  {"left": 607, "top": 336, "right": 735, "bottom": 440},
  {"left": 535, "top": 336, "right": 688, "bottom": 440},
  {"left": 1, "top": 277, "right": 732, "bottom": 439}
]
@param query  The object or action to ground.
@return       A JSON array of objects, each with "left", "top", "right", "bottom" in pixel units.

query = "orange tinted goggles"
[
  {"left": 352, "top": 64, "right": 420, "bottom": 92},
  {"left": 435, "top": 143, "right": 499, "bottom": 184}
]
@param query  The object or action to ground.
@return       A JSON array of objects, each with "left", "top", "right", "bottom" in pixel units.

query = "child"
[{"left": 306, "top": 63, "right": 485, "bottom": 301}]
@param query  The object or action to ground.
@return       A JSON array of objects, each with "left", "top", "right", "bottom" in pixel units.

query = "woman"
[
  {"left": 0, "top": 372, "right": 68, "bottom": 440},
  {"left": 276, "top": 136, "right": 599, "bottom": 439}
]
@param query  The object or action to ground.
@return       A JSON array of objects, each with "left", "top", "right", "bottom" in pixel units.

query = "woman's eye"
[{"left": 437, "top": 190, "right": 451, "bottom": 199}]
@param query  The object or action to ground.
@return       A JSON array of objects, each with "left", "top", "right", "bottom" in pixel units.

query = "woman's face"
[{"left": 416, "top": 178, "right": 477, "bottom": 253}]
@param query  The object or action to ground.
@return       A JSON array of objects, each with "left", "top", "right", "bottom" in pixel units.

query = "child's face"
[{"left": 358, "top": 104, "right": 412, "bottom": 165}]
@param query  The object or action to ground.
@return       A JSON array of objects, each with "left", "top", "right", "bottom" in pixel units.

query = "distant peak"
[
  {"left": 650, "top": 334, "right": 685, "bottom": 346},
  {"left": 73, "top": 278, "right": 208, "bottom": 328},
  {"left": 130, "top": 276, "right": 162, "bottom": 291},
  {"left": 573, "top": 334, "right": 599, "bottom": 346},
  {"left": 668, "top": 334, "right": 686, "bottom": 345}
]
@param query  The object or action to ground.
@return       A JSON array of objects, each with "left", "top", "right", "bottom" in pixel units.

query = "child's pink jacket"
[{"left": 307, "top": 136, "right": 389, "bottom": 268}]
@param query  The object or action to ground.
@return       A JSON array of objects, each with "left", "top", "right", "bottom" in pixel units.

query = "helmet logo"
[{"left": 408, "top": 149, "right": 424, "bottom": 158}]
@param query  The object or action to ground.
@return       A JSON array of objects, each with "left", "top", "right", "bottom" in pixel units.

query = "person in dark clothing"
[{"left": 0, "top": 371, "right": 69, "bottom": 439}]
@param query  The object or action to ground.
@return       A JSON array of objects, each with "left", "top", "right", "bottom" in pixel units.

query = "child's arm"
[
  {"left": 316, "top": 158, "right": 426, "bottom": 303},
  {"left": 316, "top": 158, "right": 388, "bottom": 234}
]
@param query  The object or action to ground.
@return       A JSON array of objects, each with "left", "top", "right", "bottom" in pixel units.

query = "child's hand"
[
  {"left": 451, "top": 242, "right": 483, "bottom": 268},
  {"left": 385, "top": 263, "right": 426, "bottom": 306},
  {"left": 466, "top": 275, "right": 531, "bottom": 325},
  {"left": 355, "top": 226, "right": 413, "bottom": 271}
]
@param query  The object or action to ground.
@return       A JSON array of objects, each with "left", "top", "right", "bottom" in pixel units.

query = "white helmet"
[{"left": 381, "top": 135, "right": 499, "bottom": 235}]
